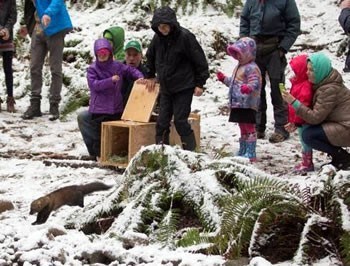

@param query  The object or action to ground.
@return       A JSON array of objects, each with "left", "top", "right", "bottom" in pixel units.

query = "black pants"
[
  {"left": 89, "top": 114, "right": 122, "bottom": 157},
  {"left": 156, "top": 88, "right": 194, "bottom": 140},
  {"left": 302, "top": 125, "right": 339, "bottom": 155},
  {"left": 255, "top": 49, "right": 288, "bottom": 136},
  {"left": 1, "top": 51, "right": 14, "bottom": 97}
]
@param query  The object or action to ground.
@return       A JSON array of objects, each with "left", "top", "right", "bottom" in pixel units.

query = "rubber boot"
[
  {"left": 181, "top": 132, "right": 196, "bottom": 151},
  {"left": 293, "top": 151, "right": 314, "bottom": 174},
  {"left": 49, "top": 103, "right": 59, "bottom": 121},
  {"left": 245, "top": 141, "right": 257, "bottom": 162},
  {"left": 330, "top": 148, "right": 350, "bottom": 170},
  {"left": 236, "top": 136, "right": 247, "bottom": 156},
  {"left": 22, "top": 99, "right": 42, "bottom": 120},
  {"left": 6, "top": 96, "right": 16, "bottom": 113}
]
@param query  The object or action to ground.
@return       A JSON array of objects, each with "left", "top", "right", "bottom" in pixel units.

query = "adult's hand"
[
  {"left": 281, "top": 90, "right": 296, "bottom": 104},
  {"left": 144, "top": 78, "right": 156, "bottom": 92},
  {"left": 194, "top": 87, "right": 203, "bottom": 96},
  {"left": 0, "top": 29, "right": 9, "bottom": 41},
  {"left": 41, "top": 15, "right": 51, "bottom": 27}
]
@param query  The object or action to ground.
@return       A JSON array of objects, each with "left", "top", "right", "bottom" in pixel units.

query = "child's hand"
[
  {"left": 112, "top": 74, "right": 120, "bottom": 82},
  {"left": 240, "top": 84, "right": 252, "bottom": 94},
  {"left": 216, "top": 71, "right": 226, "bottom": 82},
  {"left": 284, "top": 122, "right": 297, "bottom": 133},
  {"left": 226, "top": 44, "right": 235, "bottom": 56}
]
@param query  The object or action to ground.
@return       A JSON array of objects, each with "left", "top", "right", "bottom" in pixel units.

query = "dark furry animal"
[{"left": 30, "top": 182, "right": 112, "bottom": 225}]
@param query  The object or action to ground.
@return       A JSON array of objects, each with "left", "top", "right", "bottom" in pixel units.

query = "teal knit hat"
[{"left": 308, "top": 52, "right": 332, "bottom": 84}]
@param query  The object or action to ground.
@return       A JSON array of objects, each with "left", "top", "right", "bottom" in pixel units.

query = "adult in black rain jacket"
[{"left": 145, "top": 6, "right": 209, "bottom": 151}]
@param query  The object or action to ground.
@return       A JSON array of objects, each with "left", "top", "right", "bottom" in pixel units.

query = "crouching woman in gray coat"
[{"left": 282, "top": 52, "right": 350, "bottom": 170}]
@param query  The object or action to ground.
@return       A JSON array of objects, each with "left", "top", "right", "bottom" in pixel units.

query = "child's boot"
[
  {"left": 6, "top": 96, "right": 16, "bottom": 113},
  {"left": 236, "top": 135, "right": 247, "bottom": 156},
  {"left": 245, "top": 140, "right": 257, "bottom": 162},
  {"left": 293, "top": 151, "right": 314, "bottom": 174}
]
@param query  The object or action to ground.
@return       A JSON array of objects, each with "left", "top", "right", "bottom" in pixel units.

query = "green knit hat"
[
  {"left": 124, "top": 40, "right": 142, "bottom": 53},
  {"left": 308, "top": 52, "right": 332, "bottom": 84}
]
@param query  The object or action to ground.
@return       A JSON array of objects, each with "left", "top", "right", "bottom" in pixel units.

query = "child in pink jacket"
[{"left": 284, "top": 54, "right": 314, "bottom": 173}]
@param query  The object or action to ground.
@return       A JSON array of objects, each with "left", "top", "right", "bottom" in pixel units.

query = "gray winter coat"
[{"left": 239, "top": 0, "right": 300, "bottom": 53}]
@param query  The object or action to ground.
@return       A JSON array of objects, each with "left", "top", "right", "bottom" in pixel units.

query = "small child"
[
  {"left": 0, "top": 0, "right": 17, "bottom": 112},
  {"left": 217, "top": 37, "right": 262, "bottom": 162},
  {"left": 284, "top": 54, "right": 314, "bottom": 173}
]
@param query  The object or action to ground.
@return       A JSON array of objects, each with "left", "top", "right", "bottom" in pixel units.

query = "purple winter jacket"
[{"left": 87, "top": 38, "right": 144, "bottom": 114}]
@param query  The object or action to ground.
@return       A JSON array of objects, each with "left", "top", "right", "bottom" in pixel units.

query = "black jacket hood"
[{"left": 151, "top": 6, "right": 180, "bottom": 36}]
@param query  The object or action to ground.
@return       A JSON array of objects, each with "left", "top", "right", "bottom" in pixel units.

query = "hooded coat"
[
  {"left": 288, "top": 54, "right": 313, "bottom": 125},
  {"left": 146, "top": 6, "right": 209, "bottom": 94},
  {"left": 296, "top": 52, "right": 350, "bottom": 147},
  {"left": 87, "top": 38, "right": 144, "bottom": 115},
  {"left": 103, "top": 26, "right": 125, "bottom": 61},
  {"left": 0, "top": 0, "right": 17, "bottom": 49},
  {"left": 223, "top": 37, "right": 262, "bottom": 111}
]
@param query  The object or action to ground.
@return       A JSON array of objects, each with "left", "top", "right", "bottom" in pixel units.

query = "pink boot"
[{"left": 293, "top": 151, "right": 314, "bottom": 174}]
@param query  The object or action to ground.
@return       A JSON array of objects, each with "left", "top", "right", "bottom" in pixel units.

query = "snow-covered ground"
[{"left": 0, "top": 0, "right": 349, "bottom": 265}]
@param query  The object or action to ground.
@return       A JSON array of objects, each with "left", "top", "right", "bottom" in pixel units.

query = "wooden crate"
[
  {"left": 100, "top": 115, "right": 200, "bottom": 167},
  {"left": 100, "top": 120, "right": 156, "bottom": 167}
]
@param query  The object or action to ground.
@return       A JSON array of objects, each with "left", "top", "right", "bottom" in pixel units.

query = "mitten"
[
  {"left": 226, "top": 44, "right": 235, "bottom": 56},
  {"left": 241, "top": 84, "right": 252, "bottom": 94},
  {"left": 216, "top": 71, "right": 226, "bottom": 82}
]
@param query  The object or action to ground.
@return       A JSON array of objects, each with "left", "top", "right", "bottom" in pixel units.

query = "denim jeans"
[
  {"left": 302, "top": 125, "right": 338, "bottom": 155},
  {"left": 77, "top": 110, "right": 121, "bottom": 157}
]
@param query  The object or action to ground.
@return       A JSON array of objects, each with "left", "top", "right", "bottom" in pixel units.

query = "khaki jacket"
[{"left": 296, "top": 69, "right": 350, "bottom": 147}]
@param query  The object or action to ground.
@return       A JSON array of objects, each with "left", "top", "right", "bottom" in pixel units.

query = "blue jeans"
[
  {"left": 77, "top": 110, "right": 121, "bottom": 157},
  {"left": 302, "top": 125, "right": 338, "bottom": 155}
]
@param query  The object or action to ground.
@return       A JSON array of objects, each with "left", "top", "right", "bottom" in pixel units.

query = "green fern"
[
  {"left": 214, "top": 177, "right": 302, "bottom": 258},
  {"left": 156, "top": 208, "right": 181, "bottom": 248}
]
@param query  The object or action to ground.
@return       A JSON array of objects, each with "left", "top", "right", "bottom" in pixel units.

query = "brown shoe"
[
  {"left": 268, "top": 132, "right": 289, "bottom": 143},
  {"left": 6, "top": 96, "right": 16, "bottom": 113}
]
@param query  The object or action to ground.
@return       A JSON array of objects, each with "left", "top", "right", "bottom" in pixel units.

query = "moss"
[{"left": 60, "top": 90, "right": 90, "bottom": 120}]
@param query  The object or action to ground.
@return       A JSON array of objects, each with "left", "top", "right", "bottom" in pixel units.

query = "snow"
[{"left": 1, "top": 0, "right": 350, "bottom": 265}]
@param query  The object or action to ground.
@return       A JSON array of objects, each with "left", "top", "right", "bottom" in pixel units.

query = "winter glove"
[
  {"left": 216, "top": 71, "right": 226, "bottom": 82},
  {"left": 240, "top": 84, "right": 252, "bottom": 94}
]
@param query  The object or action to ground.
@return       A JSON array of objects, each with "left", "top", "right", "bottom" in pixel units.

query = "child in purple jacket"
[
  {"left": 77, "top": 38, "right": 144, "bottom": 160},
  {"left": 217, "top": 37, "right": 262, "bottom": 162}
]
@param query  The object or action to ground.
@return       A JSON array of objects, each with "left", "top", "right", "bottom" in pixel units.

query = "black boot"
[
  {"left": 330, "top": 148, "right": 350, "bottom": 170},
  {"left": 181, "top": 132, "right": 196, "bottom": 151},
  {"left": 22, "top": 99, "right": 42, "bottom": 120},
  {"left": 156, "top": 132, "right": 169, "bottom": 145},
  {"left": 49, "top": 103, "right": 59, "bottom": 121}
]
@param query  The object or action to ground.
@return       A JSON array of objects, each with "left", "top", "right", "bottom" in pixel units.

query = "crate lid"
[{"left": 122, "top": 82, "right": 159, "bottom": 122}]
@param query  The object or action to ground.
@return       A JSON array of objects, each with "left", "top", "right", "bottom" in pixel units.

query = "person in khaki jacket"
[{"left": 282, "top": 52, "right": 350, "bottom": 170}]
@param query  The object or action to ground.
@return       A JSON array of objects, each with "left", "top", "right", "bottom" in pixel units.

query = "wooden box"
[
  {"left": 99, "top": 83, "right": 200, "bottom": 167},
  {"left": 100, "top": 115, "right": 200, "bottom": 167}
]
